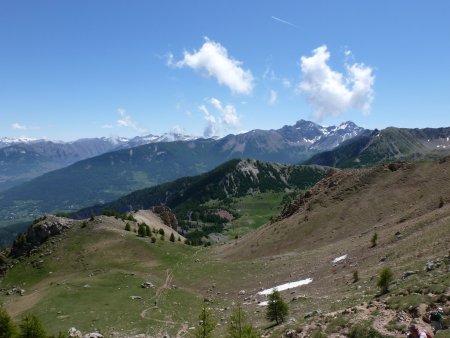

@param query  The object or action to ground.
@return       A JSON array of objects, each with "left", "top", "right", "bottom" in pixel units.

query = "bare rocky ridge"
[{"left": 10, "top": 215, "right": 74, "bottom": 257}]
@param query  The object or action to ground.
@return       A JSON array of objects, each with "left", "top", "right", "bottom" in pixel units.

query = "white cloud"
[
  {"left": 299, "top": 45, "right": 374, "bottom": 120},
  {"left": 199, "top": 98, "right": 241, "bottom": 137},
  {"left": 222, "top": 104, "right": 239, "bottom": 128},
  {"left": 209, "top": 98, "right": 240, "bottom": 128},
  {"left": 171, "top": 37, "right": 254, "bottom": 95},
  {"left": 199, "top": 105, "right": 219, "bottom": 138},
  {"left": 101, "top": 124, "right": 113, "bottom": 129},
  {"left": 116, "top": 108, "right": 147, "bottom": 132},
  {"left": 209, "top": 97, "right": 223, "bottom": 111},
  {"left": 269, "top": 90, "right": 278, "bottom": 105},
  {"left": 11, "top": 123, "right": 27, "bottom": 130}
]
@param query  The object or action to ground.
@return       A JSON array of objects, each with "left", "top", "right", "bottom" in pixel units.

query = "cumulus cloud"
[
  {"left": 269, "top": 90, "right": 278, "bottom": 105},
  {"left": 199, "top": 105, "right": 219, "bottom": 138},
  {"left": 209, "top": 98, "right": 240, "bottom": 128},
  {"left": 199, "top": 98, "right": 241, "bottom": 137},
  {"left": 11, "top": 123, "right": 27, "bottom": 130},
  {"left": 299, "top": 45, "right": 374, "bottom": 120},
  {"left": 171, "top": 37, "right": 254, "bottom": 95},
  {"left": 116, "top": 109, "right": 147, "bottom": 132}
]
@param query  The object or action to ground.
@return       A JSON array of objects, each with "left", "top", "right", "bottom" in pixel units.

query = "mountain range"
[
  {"left": 305, "top": 127, "right": 450, "bottom": 167},
  {"left": 0, "top": 132, "right": 196, "bottom": 192},
  {"left": 0, "top": 120, "right": 363, "bottom": 229},
  {"left": 1, "top": 120, "right": 450, "bottom": 247}
]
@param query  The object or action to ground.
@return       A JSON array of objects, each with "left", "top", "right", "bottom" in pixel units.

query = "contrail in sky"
[{"left": 271, "top": 16, "right": 297, "bottom": 28}]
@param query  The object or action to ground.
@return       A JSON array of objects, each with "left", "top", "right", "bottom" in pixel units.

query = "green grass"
[
  {"left": 223, "top": 192, "right": 286, "bottom": 237},
  {"left": 0, "top": 222, "right": 266, "bottom": 336},
  {"left": 387, "top": 294, "right": 431, "bottom": 312},
  {"left": 435, "top": 330, "right": 450, "bottom": 338},
  {"left": 326, "top": 315, "right": 349, "bottom": 334}
]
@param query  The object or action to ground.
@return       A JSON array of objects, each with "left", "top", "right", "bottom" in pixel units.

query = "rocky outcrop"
[
  {"left": 10, "top": 215, "right": 73, "bottom": 258},
  {"left": 151, "top": 206, "right": 178, "bottom": 230}
]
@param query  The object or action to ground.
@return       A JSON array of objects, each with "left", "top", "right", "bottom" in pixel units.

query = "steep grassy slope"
[
  {"left": 1, "top": 158, "right": 449, "bottom": 337},
  {"left": 221, "top": 157, "right": 450, "bottom": 259},
  {"left": 305, "top": 127, "right": 450, "bottom": 167}
]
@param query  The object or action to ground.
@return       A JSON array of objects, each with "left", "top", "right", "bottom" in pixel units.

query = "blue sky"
[{"left": 1, "top": 1, "right": 449, "bottom": 141}]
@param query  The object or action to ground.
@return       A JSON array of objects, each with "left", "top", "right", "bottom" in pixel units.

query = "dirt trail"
[{"left": 140, "top": 269, "right": 174, "bottom": 319}]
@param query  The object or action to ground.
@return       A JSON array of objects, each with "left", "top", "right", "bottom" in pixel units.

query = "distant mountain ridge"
[
  {"left": 0, "top": 132, "right": 196, "bottom": 192},
  {"left": 73, "top": 159, "right": 329, "bottom": 219},
  {"left": 0, "top": 120, "right": 365, "bottom": 230},
  {"left": 304, "top": 126, "right": 450, "bottom": 167}
]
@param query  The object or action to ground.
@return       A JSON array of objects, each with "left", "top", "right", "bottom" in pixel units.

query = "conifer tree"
[
  {"left": 195, "top": 303, "right": 215, "bottom": 338},
  {"left": 170, "top": 233, "right": 175, "bottom": 242},
  {"left": 18, "top": 314, "right": 47, "bottom": 338},
  {"left": 371, "top": 232, "right": 378, "bottom": 247},
  {"left": 137, "top": 223, "right": 146, "bottom": 237},
  {"left": 0, "top": 307, "right": 17, "bottom": 338},
  {"left": 227, "top": 303, "right": 258, "bottom": 338},
  {"left": 266, "top": 290, "right": 288, "bottom": 325},
  {"left": 377, "top": 267, "right": 394, "bottom": 294}
]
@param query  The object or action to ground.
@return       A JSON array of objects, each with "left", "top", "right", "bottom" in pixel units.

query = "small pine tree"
[
  {"left": 377, "top": 267, "right": 394, "bottom": 294},
  {"left": 439, "top": 196, "right": 444, "bottom": 208},
  {"left": 124, "top": 223, "right": 131, "bottom": 231},
  {"left": 158, "top": 228, "right": 165, "bottom": 236},
  {"left": 137, "top": 223, "right": 146, "bottom": 237},
  {"left": 266, "top": 290, "right": 288, "bottom": 325},
  {"left": 151, "top": 237, "right": 156, "bottom": 243},
  {"left": 18, "top": 314, "right": 47, "bottom": 338},
  {"left": 178, "top": 236, "right": 181, "bottom": 242},
  {"left": 352, "top": 270, "right": 359, "bottom": 283},
  {"left": 145, "top": 225, "right": 151, "bottom": 237},
  {"left": 195, "top": 304, "right": 215, "bottom": 338},
  {"left": 14, "top": 233, "right": 27, "bottom": 248},
  {"left": 0, "top": 307, "right": 17, "bottom": 338},
  {"left": 371, "top": 232, "right": 378, "bottom": 248},
  {"left": 170, "top": 233, "right": 175, "bottom": 242},
  {"left": 227, "top": 303, "right": 258, "bottom": 338},
  {"left": 81, "top": 221, "right": 87, "bottom": 228}
]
